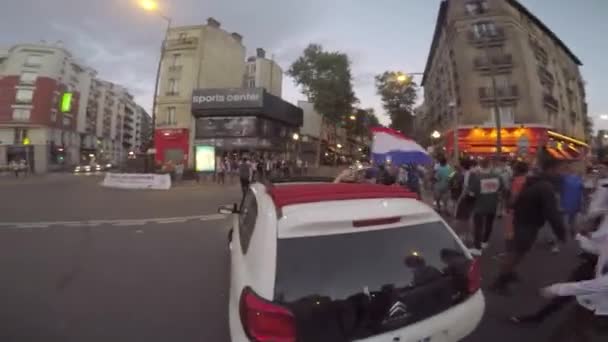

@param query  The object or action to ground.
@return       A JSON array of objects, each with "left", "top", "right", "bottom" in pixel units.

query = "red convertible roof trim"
[{"left": 267, "top": 183, "right": 418, "bottom": 210}]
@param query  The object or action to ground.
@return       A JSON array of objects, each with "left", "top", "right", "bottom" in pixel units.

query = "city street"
[{"left": 0, "top": 175, "right": 595, "bottom": 341}]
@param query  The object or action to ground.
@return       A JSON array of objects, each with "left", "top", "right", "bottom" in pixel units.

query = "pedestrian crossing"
[{"left": 0, "top": 213, "right": 228, "bottom": 229}]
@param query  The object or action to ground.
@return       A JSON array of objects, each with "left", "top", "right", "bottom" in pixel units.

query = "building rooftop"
[{"left": 422, "top": 0, "right": 582, "bottom": 86}]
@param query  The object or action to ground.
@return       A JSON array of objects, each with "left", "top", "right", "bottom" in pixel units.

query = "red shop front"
[
  {"left": 154, "top": 128, "right": 190, "bottom": 165},
  {"left": 443, "top": 124, "right": 588, "bottom": 160}
]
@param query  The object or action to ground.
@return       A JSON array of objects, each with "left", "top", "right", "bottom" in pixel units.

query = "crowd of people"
[
  {"left": 337, "top": 152, "right": 607, "bottom": 340},
  {"left": 426, "top": 153, "right": 607, "bottom": 341}
]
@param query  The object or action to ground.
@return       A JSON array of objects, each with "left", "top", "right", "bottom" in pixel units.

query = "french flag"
[{"left": 370, "top": 127, "right": 432, "bottom": 165}]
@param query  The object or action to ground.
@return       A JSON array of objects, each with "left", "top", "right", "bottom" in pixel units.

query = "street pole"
[
  {"left": 485, "top": 35, "right": 502, "bottom": 159},
  {"left": 451, "top": 102, "right": 459, "bottom": 164},
  {"left": 151, "top": 15, "right": 172, "bottom": 140}
]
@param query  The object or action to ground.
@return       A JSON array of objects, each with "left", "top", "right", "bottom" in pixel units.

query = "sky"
[{"left": 1, "top": 0, "right": 607, "bottom": 129}]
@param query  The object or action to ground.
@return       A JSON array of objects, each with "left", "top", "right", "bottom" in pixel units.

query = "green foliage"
[
  {"left": 288, "top": 44, "right": 358, "bottom": 124},
  {"left": 375, "top": 71, "right": 418, "bottom": 135}
]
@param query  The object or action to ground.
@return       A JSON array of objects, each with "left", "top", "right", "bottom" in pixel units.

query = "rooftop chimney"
[
  {"left": 231, "top": 32, "right": 243, "bottom": 43},
  {"left": 207, "top": 17, "right": 221, "bottom": 28},
  {"left": 256, "top": 48, "right": 266, "bottom": 58}
]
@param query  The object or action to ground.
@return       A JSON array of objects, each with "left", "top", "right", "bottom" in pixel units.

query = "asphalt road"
[{"left": 0, "top": 174, "right": 601, "bottom": 341}]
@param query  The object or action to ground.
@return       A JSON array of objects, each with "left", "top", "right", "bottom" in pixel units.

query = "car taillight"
[
  {"left": 239, "top": 287, "right": 296, "bottom": 342},
  {"left": 467, "top": 258, "right": 481, "bottom": 294}
]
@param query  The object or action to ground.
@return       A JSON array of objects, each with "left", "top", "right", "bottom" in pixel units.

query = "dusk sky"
[{"left": 2, "top": 0, "right": 607, "bottom": 129}]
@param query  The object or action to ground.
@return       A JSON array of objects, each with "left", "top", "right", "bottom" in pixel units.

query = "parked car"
[{"left": 222, "top": 182, "right": 484, "bottom": 342}]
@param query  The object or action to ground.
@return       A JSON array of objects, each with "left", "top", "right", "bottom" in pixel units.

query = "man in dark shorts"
[{"left": 489, "top": 156, "right": 567, "bottom": 294}]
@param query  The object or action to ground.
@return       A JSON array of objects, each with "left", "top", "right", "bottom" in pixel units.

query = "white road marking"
[{"left": 0, "top": 213, "right": 227, "bottom": 229}]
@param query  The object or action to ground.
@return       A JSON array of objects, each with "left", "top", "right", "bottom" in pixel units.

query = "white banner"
[{"left": 102, "top": 173, "right": 172, "bottom": 190}]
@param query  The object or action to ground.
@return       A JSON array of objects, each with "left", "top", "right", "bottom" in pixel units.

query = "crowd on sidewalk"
[{"left": 426, "top": 152, "right": 608, "bottom": 341}]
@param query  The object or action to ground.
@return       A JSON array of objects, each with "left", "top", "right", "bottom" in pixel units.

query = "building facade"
[
  {"left": 175, "top": 87, "right": 302, "bottom": 167},
  {"left": 422, "top": 0, "right": 589, "bottom": 159},
  {"left": 0, "top": 42, "right": 89, "bottom": 172},
  {"left": 244, "top": 48, "right": 282, "bottom": 97},
  {"left": 0, "top": 42, "right": 151, "bottom": 172},
  {"left": 154, "top": 18, "right": 246, "bottom": 168}
]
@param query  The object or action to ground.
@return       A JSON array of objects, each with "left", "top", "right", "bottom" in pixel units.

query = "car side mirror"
[{"left": 218, "top": 203, "right": 239, "bottom": 215}]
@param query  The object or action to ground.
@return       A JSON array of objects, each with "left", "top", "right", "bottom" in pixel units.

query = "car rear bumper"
[{"left": 358, "top": 291, "right": 485, "bottom": 342}]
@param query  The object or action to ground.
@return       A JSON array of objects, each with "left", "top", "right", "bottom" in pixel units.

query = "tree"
[
  {"left": 348, "top": 108, "right": 380, "bottom": 137},
  {"left": 288, "top": 44, "right": 357, "bottom": 124},
  {"left": 375, "top": 71, "right": 418, "bottom": 136}
]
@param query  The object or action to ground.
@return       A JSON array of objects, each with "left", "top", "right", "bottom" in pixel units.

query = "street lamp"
[
  {"left": 349, "top": 115, "right": 356, "bottom": 121},
  {"left": 396, "top": 74, "right": 408, "bottom": 83},
  {"left": 431, "top": 130, "right": 441, "bottom": 139},
  {"left": 292, "top": 133, "right": 300, "bottom": 141},
  {"left": 336, "top": 143, "right": 343, "bottom": 149},
  {"left": 140, "top": 0, "right": 172, "bottom": 141},
  {"left": 140, "top": 0, "right": 158, "bottom": 11}
]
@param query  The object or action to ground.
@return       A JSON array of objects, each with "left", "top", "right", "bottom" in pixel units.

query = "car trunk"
[{"left": 273, "top": 221, "right": 474, "bottom": 342}]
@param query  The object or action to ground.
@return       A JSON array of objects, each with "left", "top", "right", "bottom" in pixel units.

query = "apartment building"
[
  {"left": 154, "top": 18, "right": 246, "bottom": 167},
  {"left": 0, "top": 42, "right": 151, "bottom": 172},
  {"left": 422, "top": 0, "right": 589, "bottom": 159},
  {"left": 244, "top": 48, "right": 282, "bottom": 97},
  {"left": 0, "top": 42, "right": 90, "bottom": 172}
]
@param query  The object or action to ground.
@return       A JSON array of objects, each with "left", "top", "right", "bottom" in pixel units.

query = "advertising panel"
[
  {"left": 195, "top": 145, "right": 216, "bottom": 172},
  {"left": 195, "top": 117, "right": 257, "bottom": 139}
]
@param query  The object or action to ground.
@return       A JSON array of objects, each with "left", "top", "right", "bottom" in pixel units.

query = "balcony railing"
[
  {"left": 168, "top": 65, "right": 183, "bottom": 72},
  {"left": 473, "top": 54, "right": 513, "bottom": 72},
  {"left": 164, "top": 37, "right": 198, "bottom": 50},
  {"left": 478, "top": 85, "right": 519, "bottom": 102},
  {"left": 165, "top": 91, "right": 179, "bottom": 96},
  {"left": 468, "top": 27, "right": 506, "bottom": 47},
  {"left": 538, "top": 66, "right": 555, "bottom": 86},
  {"left": 543, "top": 94, "right": 559, "bottom": 111},
  {"left": 156, "top": 120, "right": 177, "bottom": 127},
  {"left": 531, "top": 42, "right": 549, "bottom": 65},
  {"left": 19, "top": 78, "right": 36, "bottom": 85}
]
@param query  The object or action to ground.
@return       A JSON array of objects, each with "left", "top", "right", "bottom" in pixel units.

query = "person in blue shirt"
[{"left": 561, "top": 163, "right": 584, "bottom": 238}]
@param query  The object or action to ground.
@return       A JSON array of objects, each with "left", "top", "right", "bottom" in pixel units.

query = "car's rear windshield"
[
  {"left": 274, "top": 221, "right": 470, "bottom": 341},
  {"left": 275, "top": 221, "right": 466, "bottom": 302}
]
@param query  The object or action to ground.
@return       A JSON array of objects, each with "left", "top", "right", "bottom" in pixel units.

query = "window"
[
  {"left": 63, "top": 117, "right": 71, "bottom": 126},
  {"left": 473, "top": 21, "right": 496, "bottom": 38},
  {"left": 24, "top": 55, "right": 42, "bottom": 67},
  {"left": 466, "top": 1, "right": 488, "bottom": 15},
  {"left": 178, "top": 32, "right": 187, "bottom": 40},
  {"left": 238, "top": 191, "right": 258, "bottom": 254},
  {"left": 167, "top": 79, "right": 178, "bottom": 95},
  {"left": 491, "top": 106, "right": 515, "bottom": 124},
  {"left": 247, "top": 79, "right": 256, "bottom": 88},
  {"left": 274, "top": 221, "right": 470, "bottom": 340},
  {"left": 14, "top": 128, "right": 29, "bottom": 145},
  {"left": 20, "top": 72, "right": 37, "bottom": 84},
  {"left": 167, "top": 107, "right": 176, "bottom": 124},
  {"left": 51, "top": 110, "right": 57, "bottom": 122},
  {"left": 15, "top": 89, "right": 34, "bottom": 103},
  {"left": 170, "top": 54, "right": 181, "bottom": 67},
  {"left": 12, "top": 108, "right": 31, "bottom": 121}
]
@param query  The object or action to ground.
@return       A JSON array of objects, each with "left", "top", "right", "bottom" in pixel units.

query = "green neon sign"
[{"left": 60, "top": 93, "right": 73, "bottom": 112}]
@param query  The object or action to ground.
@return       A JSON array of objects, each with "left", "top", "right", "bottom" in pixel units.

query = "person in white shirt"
[{"left": 541, "top": 178, "right": 608, "bottom": 341}]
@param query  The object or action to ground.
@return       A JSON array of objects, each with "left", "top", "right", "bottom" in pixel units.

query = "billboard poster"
[{"left": 195, "top": 145, "right": 216, "bottom": 172}]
